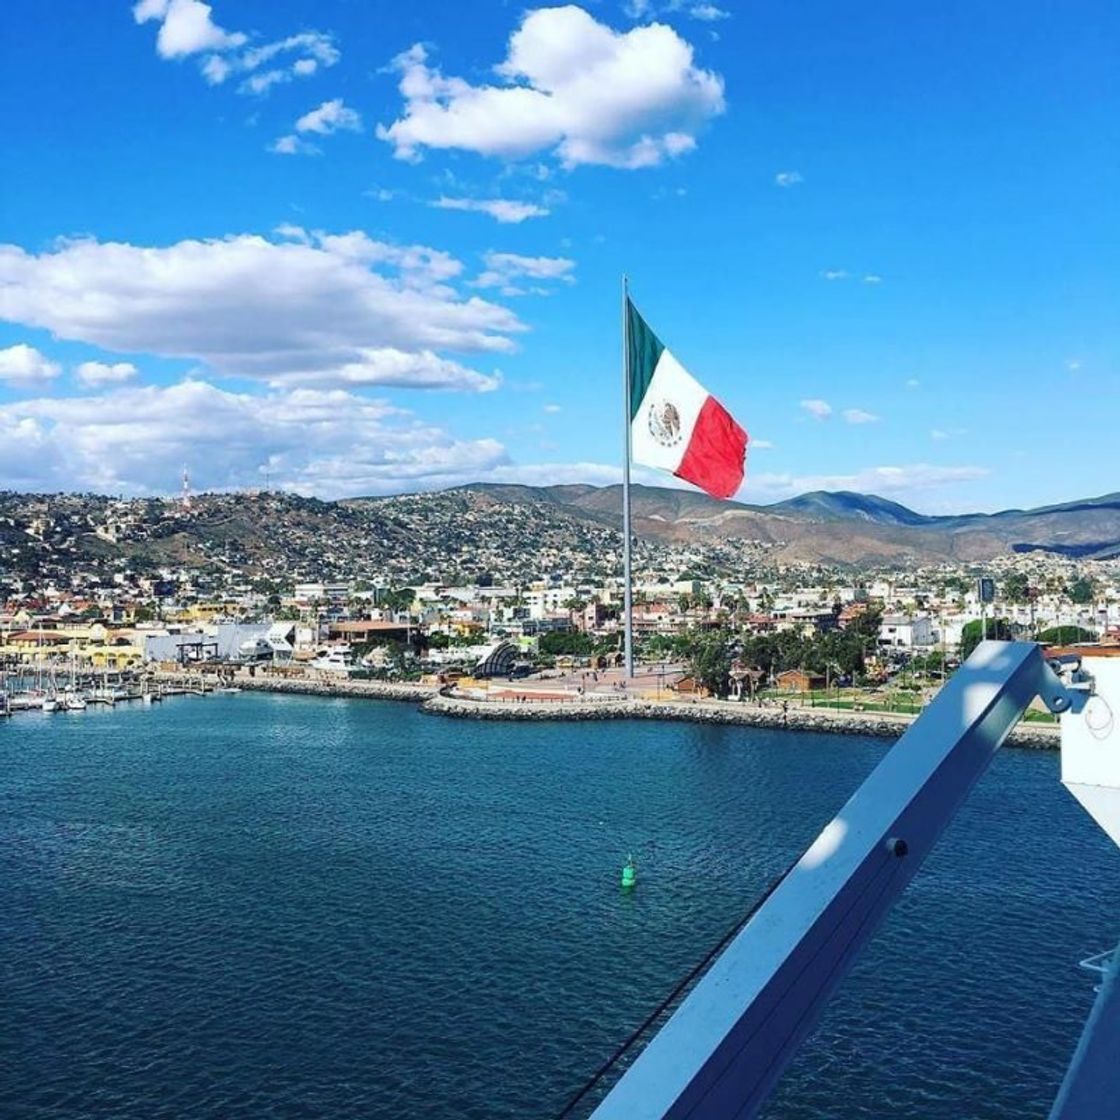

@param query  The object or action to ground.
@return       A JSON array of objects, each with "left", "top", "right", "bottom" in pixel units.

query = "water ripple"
[{"left": 1, "top": 696, "right": 1116, "bottom": 1119}]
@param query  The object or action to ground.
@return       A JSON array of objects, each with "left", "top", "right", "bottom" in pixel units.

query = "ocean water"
[{"left": 2, "top": 694, "right": 1117, "bottom": 1120}]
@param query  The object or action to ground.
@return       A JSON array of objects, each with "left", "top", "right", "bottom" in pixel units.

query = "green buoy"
[{"left": 621, "top": 854, "right": 637, "bottom": 889}]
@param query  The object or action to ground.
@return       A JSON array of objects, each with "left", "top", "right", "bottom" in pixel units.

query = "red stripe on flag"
[{"left": 674, "top": 395, "right": 748, "bottom": 499}]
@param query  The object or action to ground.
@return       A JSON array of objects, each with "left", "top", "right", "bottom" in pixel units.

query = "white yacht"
[{"left": 309, "top": 645, "right": 358, "bottom": 674}]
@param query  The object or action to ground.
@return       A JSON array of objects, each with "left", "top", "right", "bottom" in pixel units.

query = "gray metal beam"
[{"left": 591, "top": 642, "right": 1071, "bottom": 1120}]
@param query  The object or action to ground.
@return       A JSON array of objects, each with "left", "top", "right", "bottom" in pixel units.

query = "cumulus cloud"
[
  {"left": 133, "top": 2, "right": 338, "bottom": 94},
  {"left": 0, "top": 379, "right": 512, "bottom": 497},
  {"left": 472, "top": 252, "right": 576, "bottom": 295},
  {"left": 75, "top": 360, "right": 138, "bottom": 387},
  {"left": 377, "top": 6, "right": 725, "bottom": 169},
  {"left": 800, "top": 398, "right": 832, "bottom": 420},
  {"left": 295, "top": 98, "right": 362, "bottom": 135},
  {"left": 0, "top": 343, "right": 61, "bottom": 387},
  {"left": 132, "top": 0, "right": 245, "bottom": 58},
  {"left": 432, "top": 197, "right": 550, "bottom": 223},
  {"left": 0, "top": 230, "right": 522, "bottom": 392},
  {"left": 842, "top": 408, "right": 879, "bottom": 424},
  {"left": 775, "top": 171, "right": 802, "bottom": 187}
]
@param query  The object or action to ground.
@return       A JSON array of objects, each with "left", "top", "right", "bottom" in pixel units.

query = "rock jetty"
[
  {"left": 420, "top": 692, "right": 1060, "bottom": 750},
  {"left": 156, "top": 672, "right": 437, "bottom": 704}
]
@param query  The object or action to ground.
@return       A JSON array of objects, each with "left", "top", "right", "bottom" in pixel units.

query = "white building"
[
  {"left": 294, "top": 582, "right": 349, "bottom": 604},
  {"left": 878, "top": 614, "right": 935, "bottom": 650}
]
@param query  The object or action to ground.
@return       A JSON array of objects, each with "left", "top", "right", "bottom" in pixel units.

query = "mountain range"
[
  {"left": 3, "top": 485, "right": 1117, "bottom": 586},
  {"left": 442, "top": 484, "right": 1120, "bottom": 565}
]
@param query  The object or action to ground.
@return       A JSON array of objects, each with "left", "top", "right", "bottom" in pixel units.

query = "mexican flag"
[{"left": 627, "top": 298, "right": 748, "bottom": 500}]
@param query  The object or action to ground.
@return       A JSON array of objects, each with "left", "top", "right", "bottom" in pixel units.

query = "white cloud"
[
  {"left": 905, "top": 378, "right": 920, "bottom": 389},
  {"left": 377, "top": 7, "right": 725, "bottom": 169},
  {"left": 133, "top": 0, "right": 245, "bottom": 59},
  {"left": 543, "top": 403, "right": 562, "bottom": 414},
  {"left": 75, "top": 360, "right": 138, "bottom": 387},
  {"left": 842, "top": 408, "right": 879, "bottom": 424},
  {"left": 273, "top": 223, "right": 310, "bottom": 243},
  {"left": 134, "top": 3, "right": 338, "bottom": 94},
  {"left": 473, "top": 252, "right": 576, "bottom": 295},
  {"left": 1066, "top": 358, "right": 1081, "bottom": 373},
  {"left": 432, "top": 197, "right": 550, "bottom": 223},
  {"left": 750, "top": 439, "right": 773, "bottom": 450},
  {"left": 270, "top": 134, "right": 320, "bottom": 156},
  {"left": 800, "top": 398, "right": 832, "bottom": 420},
  {"left": 0, "top": 343, "right": 61, "bottom": 387},
  {"left": 241, "top": 69, "right": 289, "bottom": 96},
  {"left": 486, "top": 461, "right": 622, "bottom": 487},
  {"left": 863, "top": 274, "right": 882, "bottom": 284},
  {"left": 0, "top": 230, "right": 523, "bottom": 392},
  {"left": 748, "top": 464, "right": 990, "bottom": 505},
  {"left": 238, "top": 32, "right": 339, "bottom": 75},
  {"left": 0, "top": 379, "right": 510, "bottom": 497},
  {"left": 821, "top": 269, "right": 849, "bottom": 281},
  {"left": 296, "top": 98, "right": 362, "bottom": 135},
  {"left": 624, "top": 0, "right": 729, "bottom": 18},
  {"left": 689, "top": 4, "right": 730, "bottom": 20},
  {"left": 775, "top": 171, "right": 802, "bottom": 187},
  {"left": 930, "top": 427, "right": 966, "bottom": 441}
]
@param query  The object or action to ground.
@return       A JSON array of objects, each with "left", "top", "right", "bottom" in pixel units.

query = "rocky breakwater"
[
  {"left": 155, "top": 671, "right": 437, "bottom": 704},
  {"left": 421, "top": 692, "right": 1060, "bottom": 750}
]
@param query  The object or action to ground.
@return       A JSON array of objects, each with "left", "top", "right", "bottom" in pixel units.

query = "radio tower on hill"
[{"left": 181, "top": 465, "right": 192, "bottom": 512}]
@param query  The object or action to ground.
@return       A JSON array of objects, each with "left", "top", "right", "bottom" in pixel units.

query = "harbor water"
[{"left": 2, "top": 694, "right": 1117, "bottom": 1119}]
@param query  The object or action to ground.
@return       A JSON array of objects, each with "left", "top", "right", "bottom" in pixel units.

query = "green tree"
[
  {"left": 539, "top": 630, "right": 593, "bottom": 656},
  {"left": 960, "top": 618, "right": 1014, "bottom": 661},
  {"left": 1002, "top": 573, "right": 1030, "bottom": 604},
  {"left": 1067, "top": 577, "right": 1096, "bottom": 605},
  {"left": 688, "top": 636, "right": 732, "bottom": 698},
  {"left": 380, "top": 587, "right": 416, "bottom": 613},
  {"left": 1037, "top": 625, "right": 1095, "bottom": 645}
]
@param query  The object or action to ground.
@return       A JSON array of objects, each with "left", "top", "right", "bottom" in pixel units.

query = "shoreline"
[
  {"left": 420, "top": 692, "right": 1060, "bottom": 749},
  {"left": 154, "top": 671, "right": 1060, "bottom": 750}
]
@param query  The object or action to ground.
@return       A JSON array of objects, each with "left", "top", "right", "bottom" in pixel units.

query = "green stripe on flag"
[{"left": 626, "top": 298, "right": 665, "bottom": 421}]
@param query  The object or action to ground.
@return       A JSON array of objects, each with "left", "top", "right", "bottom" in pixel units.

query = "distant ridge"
[
  {"left": 2, "top": 484, "right": 1117, "bottom": 575},
  {"left": 443, "top": 483, "right": 1120, "bottom": 563},
  {"left": 764, "top": 490, "right": 934, "bottom": 527}
]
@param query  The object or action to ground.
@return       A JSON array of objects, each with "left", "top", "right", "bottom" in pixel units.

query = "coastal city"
[
  {"left": 2, "top": 485, "right": 1116, "bottom": 718},
  {"left": 5, "top": 3, "right": 1119, "bottom": 1119}
]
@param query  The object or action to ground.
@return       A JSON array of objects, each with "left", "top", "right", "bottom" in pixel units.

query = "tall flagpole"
[{"left": 622, "top": 275, "right": 634, "bottom": 678}]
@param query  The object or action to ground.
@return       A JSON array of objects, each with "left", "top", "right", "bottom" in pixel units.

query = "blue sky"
[{"left": 0, "top": 0, "right": 1116, "bottom": 512}]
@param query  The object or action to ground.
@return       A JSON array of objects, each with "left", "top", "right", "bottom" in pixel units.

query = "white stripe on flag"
[{"left": 630, "top": 349, "right": 709, "bottom": 474}]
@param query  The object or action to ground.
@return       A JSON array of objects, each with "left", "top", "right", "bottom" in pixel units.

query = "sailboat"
[{"left": 62, "top": 652, "right": 87, "bottom": 710}]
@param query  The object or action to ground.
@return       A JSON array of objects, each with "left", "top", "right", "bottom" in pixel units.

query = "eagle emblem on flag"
[{"left": 648, "top": 400, "right": 683, "bottom": 447}]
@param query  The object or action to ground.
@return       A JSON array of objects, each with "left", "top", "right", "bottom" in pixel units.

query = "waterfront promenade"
[{"left": 153, "top": 668, "right": 1060, "bottom": 749}]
